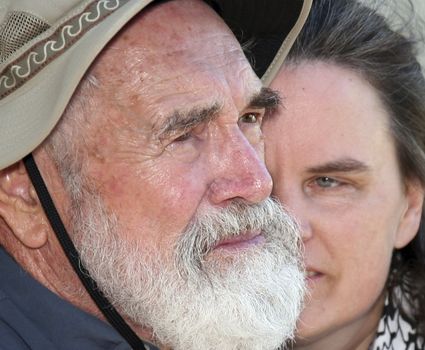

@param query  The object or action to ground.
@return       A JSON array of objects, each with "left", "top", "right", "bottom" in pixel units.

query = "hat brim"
[
  {"left": 210, "top": 0, "right": 312, "bottom": 84},
  {"left": 0, "top": 0, "right": 155, "bottom": 170},
  {"left": 0, "top": 0, "right": 311, "bottom": 170}
]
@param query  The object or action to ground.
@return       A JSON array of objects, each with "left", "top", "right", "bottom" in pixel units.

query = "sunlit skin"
[
  {"left": 264, "top": 61, "right": 423, "bottom": 350},
  {"left": 0, "top": 0, "right": 279, "bottom": 346},
  {"left": 60, "top": 0, "right": 275, "bottom": 312}
]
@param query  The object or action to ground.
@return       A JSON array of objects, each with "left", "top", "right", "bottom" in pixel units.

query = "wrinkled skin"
[{"left": 80, "top": 0, "right": 274, "bottom": 257}]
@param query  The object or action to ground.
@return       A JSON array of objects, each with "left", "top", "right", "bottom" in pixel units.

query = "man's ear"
[
  {"left": 0, "top": 161, "right": 49, "bottom": 248},
  {"left": 395, "top": 178, "right": 425, "bottom": 249}
]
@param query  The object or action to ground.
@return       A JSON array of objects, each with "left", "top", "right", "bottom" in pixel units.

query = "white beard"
[{"left": 70, "top": 190, "right": 305, "bottom": 350}]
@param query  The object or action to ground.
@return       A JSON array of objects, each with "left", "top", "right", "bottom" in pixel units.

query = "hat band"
[{"left": 0, "top": 0, "right": 130, "bottom": 100}]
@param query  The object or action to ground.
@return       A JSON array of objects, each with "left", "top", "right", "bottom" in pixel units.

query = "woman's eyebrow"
[{"left": 306, "top": 158, "right": 371, "bottom": 174}]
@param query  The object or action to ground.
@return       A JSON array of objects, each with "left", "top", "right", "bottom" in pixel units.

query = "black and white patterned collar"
[{"left": 370, "top": 293, "right": 424, "bottom": 350}]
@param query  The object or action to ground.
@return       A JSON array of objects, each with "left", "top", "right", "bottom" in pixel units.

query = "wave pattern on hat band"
[{"left": 0, "top": 0, "right": 129, "bottom": 99}]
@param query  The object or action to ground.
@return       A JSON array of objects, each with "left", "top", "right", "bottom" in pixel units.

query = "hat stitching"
[{"left": 0, "top": 0, "right": 129, "bottom": 100}]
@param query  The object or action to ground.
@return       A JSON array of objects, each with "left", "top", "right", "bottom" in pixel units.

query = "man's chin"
[
  {"left": 74, "top": 195, "right": 304, "bottom": 349},
  {"left": 143, "top": 248, "right": 304, "bottom": 350},
  {"left": 84, "top": 241, "right": 304, "bottom": 350},
  {"left": 205, "top": 239, "right": 265, "bottom": 261}
]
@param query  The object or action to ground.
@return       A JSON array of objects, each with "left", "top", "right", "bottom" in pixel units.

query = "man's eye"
[
  {"left": 315, "top": 176, "right": 340, "bottom": 188},
  {"left": 173, "top": 132, "right": 191, "bottom": 142},
  {"left": 239, "top": 113, "right": 259, "bottom": 124}
]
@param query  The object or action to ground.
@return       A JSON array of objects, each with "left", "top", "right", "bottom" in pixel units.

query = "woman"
[{"left": 263, "top": 0, "right": 425, "bottom": 349}]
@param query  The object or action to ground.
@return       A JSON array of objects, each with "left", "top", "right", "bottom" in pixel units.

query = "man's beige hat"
[{"left": 0, "top": 0, "right": 311, "bottom": 171}]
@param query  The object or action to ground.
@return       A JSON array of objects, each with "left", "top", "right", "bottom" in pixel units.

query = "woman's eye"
[
  {"left": 239, "top": 113, "right": 259, "bottom": 124},
  {"left": 315, "top": 176, "right": 340, "bottom": 188}
]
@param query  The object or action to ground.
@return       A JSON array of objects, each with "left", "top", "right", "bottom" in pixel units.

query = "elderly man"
[{"left": 0, "top": 0, "right": 310, "bottom": 349}]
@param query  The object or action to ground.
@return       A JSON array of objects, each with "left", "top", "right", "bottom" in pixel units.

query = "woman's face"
[{"left": 264, "top": 61, "right": 423, "bottom": 348}]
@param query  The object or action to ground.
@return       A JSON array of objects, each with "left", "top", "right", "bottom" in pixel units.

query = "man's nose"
[{"left": 208, "top": 131, "right": 272, "bottom": 205}]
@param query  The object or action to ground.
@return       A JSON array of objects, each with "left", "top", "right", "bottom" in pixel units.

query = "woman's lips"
[
  {"left": 306, "top": 269, "right": 324, "bottom": 282},
  {"left": 214, "top": 231, "right": 265, "bottom": 250}
]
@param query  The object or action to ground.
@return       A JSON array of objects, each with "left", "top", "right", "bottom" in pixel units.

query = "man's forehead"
[
  {"left": 108, "top": 0, "right": 235, "bottom": 52},
  {"left": 134, "top": 31, "right": 244, "bottom": 66},
  {"left": 93, "top": 0, "right": 256, "bottom": 86},
  {"left": 93, "top": 0, "right": 263, "bottom": 115},
  {"left": 111, "top": 2, "right": 244, "bottom": 67}
]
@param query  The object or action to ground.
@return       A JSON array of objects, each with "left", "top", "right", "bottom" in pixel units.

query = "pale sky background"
[
  {"left": 360, "top": 0, "right": 425, "bottom": 70},
  {"left": 413, "top": 0, "right": 424, "bottom": 67}
]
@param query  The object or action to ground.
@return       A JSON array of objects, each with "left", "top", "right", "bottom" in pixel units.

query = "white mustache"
[{"left": 175, "top": 197, "right": 301, "bottom": 277}]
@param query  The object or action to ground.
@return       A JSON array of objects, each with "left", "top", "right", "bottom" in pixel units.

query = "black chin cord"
[{"left": 23, "top": 153, "right": 154, "bottom": 350}]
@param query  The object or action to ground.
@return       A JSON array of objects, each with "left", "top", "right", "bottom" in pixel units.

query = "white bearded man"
[{"left": 0, "top": 0, "right": 311, "bottom": 349}]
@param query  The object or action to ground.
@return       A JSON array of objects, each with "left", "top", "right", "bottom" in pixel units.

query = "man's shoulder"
[
  {"left": 0, "top": 251, "right": 57, "bottom": 349},
  {"left": 0, "top": 293, "right": 53, "bottom": 350},
  {"left": 0, "top": 277, "right": 156, "bottom": 350},
  {"left": 0, "top": 320, "right": 31, "bottom": 350}
]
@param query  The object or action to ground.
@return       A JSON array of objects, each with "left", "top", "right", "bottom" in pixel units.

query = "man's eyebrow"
[
  {"left": 156, "top": 103, "right": 222, "bottom": 139},
  {"left": 247, "top": 87, "right": 281, "bottom": 111},
  {"left": 155, "top": 88, "right": 280, "bottom": 140},
  {"left": 306, "top": 158, "right": 371, "bottom": 174}
]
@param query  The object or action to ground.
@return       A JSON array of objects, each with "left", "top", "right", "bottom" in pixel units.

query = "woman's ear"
[
  {"left": 0, "top": 161, "right": 49, "bottom": 248},
  {"left": 395, "top": 177, "right": 424, "bottom": 249}
]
